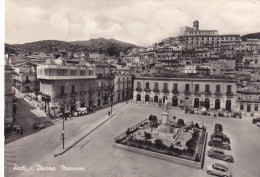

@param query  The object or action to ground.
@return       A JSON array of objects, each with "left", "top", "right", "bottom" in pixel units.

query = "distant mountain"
[
  {"left": 5, "top": 38, "right": 138, "bottom": 57},
  {"left": 241, "top": 32, "right": 260, "bottom": 41},
  {"left": 70, "top": 38, "right": 137, "bottom": 56}
]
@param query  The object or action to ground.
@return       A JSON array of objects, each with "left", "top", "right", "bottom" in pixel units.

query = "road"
[
  {"left": 5, "top": 103, "right": 260, "bottom": 177},
  {"left": 5, "top": 98, "right": 54, "bottom": 144}
]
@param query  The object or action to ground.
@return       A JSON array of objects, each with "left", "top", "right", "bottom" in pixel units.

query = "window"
[
  {"left": 70, "top": 70, "right": 76, "bottom": 76},
  {"left": 195, "top": 84, "right": 199, "bottom": 92},
  {"left": 185, "top": 84, "right": 190, "bottom": 91},
  {"left": 60, "top": 86, "right": 65, "bottom": 95},
  {"left": 216, "top": 85, "right": 221, "bottom": 93},
  {"left": 146, "top": 82, "right": 150, "bottom": 89},
  {"left": 164, "top": 83, "right": 168, "bottom": 89},
  {"left": 240, "top": 105, "right": 244, "bottom": 110},
  {"left": 71, "top": 85, "right": 75, "bottom": 93},
  {"left": 80, "top": 70, "right": 85, "bottom": 75},
  {"left": 255, "top": 105, "right": 258, "bottom": 111},
  {"left": 205, "top": 85, "right": 210, "bottom": 92},
  {"left": 227, "top": 85, "right": 232, "bottom": 93},
  {"left": 173, "top": 83, "right": 178, "bottom": 91},
  {"left": 137, "top": 82, "right": 141, "bottom": 88}
]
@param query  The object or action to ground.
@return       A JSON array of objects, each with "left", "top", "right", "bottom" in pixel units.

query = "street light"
[{"left": 62, "top": 109, "right": 65, "bottom": 149}]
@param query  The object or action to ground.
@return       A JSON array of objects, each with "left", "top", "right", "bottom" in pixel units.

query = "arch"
[
  {"left": 137, "top": 94, "right": 141, "bottom": 101},
  {"left": 154, "top": 95, "right": 159, "bottom": 103},
  {"left": 194, "top": 98, "right": 199, "bottom": 108},
  {"left": 215, "top": 99, "right": 220, "bottom": 109},
  {"left": 145, "top": 95, "right": 150, "bottom": 102},
  {"left": 204, "top": 98, "right": 210, "bottom": 109},
  {"left": 226, "top": 100, "right": 231, "bottom": 111},
  {"left": 172, "top": 96, "right": 178, "bottom": 106}
]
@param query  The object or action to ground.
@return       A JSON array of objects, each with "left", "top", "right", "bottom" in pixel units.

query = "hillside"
[
  {"left": 241, "top": 32, "right": 260, "bottom": 41},
  {"left": 5, "top": 38, "right": 137, "bottom": 57}
]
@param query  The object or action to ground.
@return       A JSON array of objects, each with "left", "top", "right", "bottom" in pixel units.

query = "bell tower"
[{"left": 193, "top": 20, "right": 199, "bottom": 30}]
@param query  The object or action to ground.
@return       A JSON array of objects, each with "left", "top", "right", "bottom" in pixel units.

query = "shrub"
[
  {"left": 130, "top": 143, "right": 136, "bottom": 147},
  {"left": 195, "top": 153, "right": 200, "bottom": 162},
  {"left": 187, "top": 148, "right": 195, "bottom": 155},
  {"left": 126, "top": 128, "right": 131, "bottom": 136},
  {"left": 177, "top": 119, "right": 185, "bottom": 126},
  {"left": 137, "top": 145, "right": 143, "bottom": 149},
  {"left": 194, "top": 123, "right": 199, "bottom": 129},
  {"left": 154, "top": 139, "right": 167, "bottom": 149}
]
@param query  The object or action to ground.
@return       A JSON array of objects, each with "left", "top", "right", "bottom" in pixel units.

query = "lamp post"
[{"left": 62, "top": 109, "right": 65, "bottom": 149}]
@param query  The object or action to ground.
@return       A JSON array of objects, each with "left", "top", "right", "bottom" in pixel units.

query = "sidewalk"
[{"left": 54, "top": 113, "right": 116, "bottom": 157}]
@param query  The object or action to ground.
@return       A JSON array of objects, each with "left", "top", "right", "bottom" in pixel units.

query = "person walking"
[{"left": 108, "top": 111, "right": 111, "bottom": 116}]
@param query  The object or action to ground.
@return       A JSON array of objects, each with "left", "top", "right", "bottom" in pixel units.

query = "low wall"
[
  {"left": 200, "top": 132, "right": 208, "bottom": 169},
  {"left": 113, "top": 143, "right": 202, "bottom": 169}
]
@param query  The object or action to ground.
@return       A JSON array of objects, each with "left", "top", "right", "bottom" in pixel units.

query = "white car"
[
  {"left": 256, "top": 122, "right": 260, "bottom": 127},
  {"left": 197, "top": 122, "right": 204, "bottom": 129},
  {"left": 206, "top": 163, "right": 232, "bottom": 177}
]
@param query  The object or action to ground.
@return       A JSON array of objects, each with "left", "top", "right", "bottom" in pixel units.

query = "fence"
[{"left": 114, "top": 119, "right": 148, "bottom": 142}]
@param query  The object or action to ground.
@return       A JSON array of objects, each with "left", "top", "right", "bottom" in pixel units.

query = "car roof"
[{"left": 214, "top": 163, "right": 228, "bottom": 169}]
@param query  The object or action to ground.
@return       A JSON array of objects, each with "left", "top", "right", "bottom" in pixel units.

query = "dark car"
[
  {"left": 211, "top": 132, "right": 230, "bottom": 143},
  {"left": 208, "top": 148, "right": 234, "bottom": 162},
  {"left": 208, "top": 138, "right": 231, "bottom": 150},
  {"left": 252, "top": 117, "right": 260, "bottom": 124},
  {"left": 33, "top": 123, "right": 45, "bottom": 129},
  {"left": 214, "top": 123, "right": 223, "bottom": 132}
]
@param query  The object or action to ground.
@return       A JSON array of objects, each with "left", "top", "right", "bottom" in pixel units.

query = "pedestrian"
[
  {"left": 20, "top": 127, "right": 23, "bottom": 135},
  {"left": 108, "top": 111, "right": 111, "bottom": 116}
]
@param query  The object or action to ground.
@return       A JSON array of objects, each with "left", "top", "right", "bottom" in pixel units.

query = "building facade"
[
  {"left": 133, "top": 75, "right": 237, "bottom": 111},
  {"left": 237, "top": 87, "right": 260, "bottom": 114},
  {"left": 37, "top": 58, "right": 96, "bottom": 117},
  {"left": 5, "top": 65, "right": 14, "bottom": 125}
]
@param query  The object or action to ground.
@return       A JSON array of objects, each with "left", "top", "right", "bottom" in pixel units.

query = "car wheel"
[
  {"left": 212, "top": 144, "right": 215, "bottom": 147},
  {"left": 212, "top": 155, "right": 215, "bottom": 158},
  {"left": 228, "top": 158, "right": 232, "bottom": 162},
  {"left": 226, "top": 147, "right": 230, "bottom": 150},
  {"left": 207, "top": 171, "right": 212, "bottom": 174}
]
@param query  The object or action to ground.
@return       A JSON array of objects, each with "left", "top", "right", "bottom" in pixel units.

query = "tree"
[
  {"left": 177, "top": 119, "right": 185, "bottom": 126},
  {"left": 144, "top": 132, "right": 151, "bottom": 142}
]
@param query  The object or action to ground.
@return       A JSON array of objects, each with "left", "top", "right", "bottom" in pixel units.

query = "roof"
[{"left": 214, "top": 163, "right": 228, "bottom": 169}]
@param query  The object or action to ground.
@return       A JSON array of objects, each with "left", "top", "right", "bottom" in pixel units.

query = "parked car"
[
  {"left": 211, "top": 132, "right": 230, "bottom": 143},
  {"left": 208, "top": 138, "right": 231, "bottom": 150},
  {"left": 256, "top": 122, "right": 260, "bottom": 127},
  {"left": 214, "top": 123, "right": 223, "bottom": 132},
  {"left": 252, "top": 117, "right": 260, "bottom": 124},
  {"left": 208, "top": 147, "right": 234, "bottom": 162},
  {"left": 33, "top": 122, "right": 45, "bottom": 129},
  {"left": 185, "top": 121, "right": 194, "bottom": 128},
  {"left": 206, "top": 163, "right": 232, "bottom": 177},
  {"left": 197, "top": 122, "right": 204, "bottom": 129}
]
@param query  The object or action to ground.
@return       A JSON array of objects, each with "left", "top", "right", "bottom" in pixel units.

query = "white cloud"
[{"left": 5, "top": 0, "right": 260, "bottom": 46}]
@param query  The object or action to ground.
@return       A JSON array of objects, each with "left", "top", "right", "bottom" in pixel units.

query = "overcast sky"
[{"left": 5, "top": 0, "right": 260, "bottom": 46}]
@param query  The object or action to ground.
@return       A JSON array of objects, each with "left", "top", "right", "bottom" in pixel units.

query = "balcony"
[
  {"left": 172, "top": 90, "right": 179, "bottom": 94},
  {"left": 204, "top": 91, "right": 212, "bottom": 95},
  {"left": 162, "top": 88, "right": 169, "bottom": 93},
  {"left": 153, "top": 88, "right": 160, "bottom": 92},
  {"left": 184, "top": 90, "right": 191, "bottom": 94},
  {"left": 144, "top": 88, "right": 151, "bottom": 92},
  {"left": 215, "top": 92, "right": 222, "bottom": 96},
  {"left": 226, "top": 92, "right": 233, "bottom": 96},
  {"left": 88, "top": 90, "right": 94, "bottom": 94},
  {"left": 80, "top": 91, "right": 87, "bottom": 95},
  {"left": 194, "top": 91, "right": 201, "bottom": 95},
  {"left": 57, "top": 93, "right": 67, "bottom": 99},
  {"left": 136, "top": 88, "right": 142, "bottom": 92},
  {"left": 70, "top": 92, "right": 78, "bottom": 97}
]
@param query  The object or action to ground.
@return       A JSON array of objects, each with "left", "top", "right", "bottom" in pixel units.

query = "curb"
[{"left": 53, "top": 114, "right": 116, "bottom": 157}]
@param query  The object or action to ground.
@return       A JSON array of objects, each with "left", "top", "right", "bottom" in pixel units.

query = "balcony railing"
[
  {"left": 70, "top": 92, "right": 78, "bottom": 97},
  {"left": 136, "top": 88, "right": 142, "bottom": 91},
  {"left": 144, "top": 88, "right": 151, "bottom": 92},
  {"left": 226, "top": 92, "right": 233, "bottom": 96},
  {"left": 153, "top": 88, "right": 160, "bottom": 92},
  {"left": 172, "top": 90, "right": 179, "bottom": 94},
  {"left": 162, "top": 88, "right": 169, "bottom": 93},
  {"left": 184, "top": 90, "right": 191, "bottom": 94},
  {"left": 215, "top": 92, "right": 222, "bottom": 95},
  {"left": 88, "top": 90, "right": 94, "bottom": 94},
  {"left": 194, "top": 91, "right": 201, "bottom": 95},
  {"left": 80, "top": 91, "right": 87, "bottom": 95},
  {"left": 57, "top": 93, "right": 67, "bottom": 99},
  {"left": 204, "top": 91, "right": 212, "bottom": 95}
]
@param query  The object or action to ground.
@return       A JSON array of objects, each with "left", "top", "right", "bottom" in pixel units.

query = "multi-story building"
[
  {"left": 37, "top": 58, "right": 96, "bottom": 117},
  {"left": 89, "top": 52, "right": 105, "bottom": 60},
  {"left": 179, "top": 20, "right": 240, "bottom": 51},
  {"left": 133, "top": 74, "right": 237, "bottom": 111},
  {"left": 5, "top": 65, "right": 14, "bottom": 125},
  {"left": 113, "top": 67, "right": 133, "bottom": 102},
  {"left": 12, "top": 63, "right": 39, "bottom": 93},
  {"left": 95, "top": 63, "right": 114, "bottom": 107},
  {"left": 208, "top": 58, "right": 236, "bottom": 75},
  {"left": 237, "top": 87, "right": 260, "bottom": 114}
]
